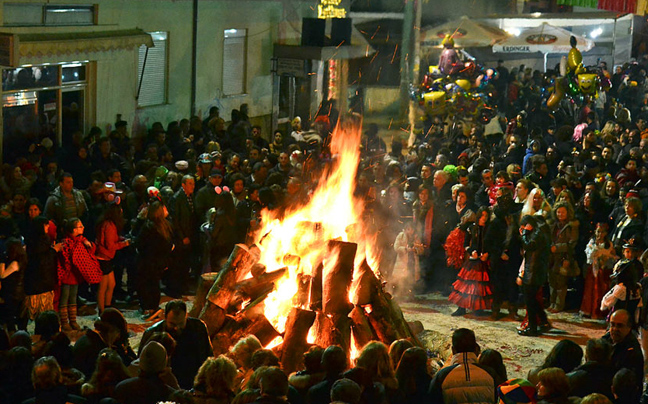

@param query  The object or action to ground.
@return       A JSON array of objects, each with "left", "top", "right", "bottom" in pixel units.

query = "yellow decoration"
[
  {"left": 577, "top": 73, "right": 599, "bottom": 95},
  {"left": 455, "top": 79, "right": 471, "bottom": 91}
]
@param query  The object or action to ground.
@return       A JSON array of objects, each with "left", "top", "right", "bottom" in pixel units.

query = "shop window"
[
  {"left": 2, "top": 62, "right": 88, "bottom": 162},
  {"left": 2, "top": 66, "right": 59, "bottom": 92},
  {"left": 223, "top": 29, "right": 247, "bottom": 96},
  {"left": 3, "top": 3, "right": 96, "bottom": 26},
  {"left": 137, "top": 32, "right": 168, "bottom": 107}
]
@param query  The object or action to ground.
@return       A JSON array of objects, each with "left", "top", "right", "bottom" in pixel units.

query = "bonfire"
[{"left": 189, "top": 116, "right": 420, "bottom": 373}]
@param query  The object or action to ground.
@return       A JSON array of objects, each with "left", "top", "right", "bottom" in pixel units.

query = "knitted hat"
[
  {"left": 140, "top": 341, "right": 167, "bottom": 374},
  {"left": 498, "top": 378, "right": 537, "bottom": 404}
]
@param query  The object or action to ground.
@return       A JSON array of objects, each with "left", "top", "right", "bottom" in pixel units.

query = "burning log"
[
  {"left": 235, "top": 267, "right": 288, "bottom": 302},
  {"left": 201, "top": 301, "right": 227, "bottom": 337},
  {"left": 323, "top": 241, "right": 357, "bottom": 315},
  {"left": 349, "top": 306, "right": 375, "bottom": 349},
  {"left": 294, "top": 273, "right": 311, "bottom": 308},
  {"left": 366, "top": 302, "right": 399, "bottom": 344},
  {"left": 189, "top": 272, "right": 219, "bottom": 317},
  {"left": 309, "top": 262, "right": 323, "bottom": 311},
  {"left": 200, "top": 244, "right": 256, "bottom": 335},
  {"left": 211, "top": 310, "right": 280, "bottom": 356},
  {"left": 388, "top": 298, "right": 422, "bottom": 345},
  {"left": 353, "top": 260, "right": 381, "bottom": 306},
  {"left": 314, "top": 312, "right": 351, "bottom": 352},
  {"left": 231, "top": 315, "right": 280, "bottom": 347},
  {"left": 281, "top": 308, "right": 316, "bottom": 374}
]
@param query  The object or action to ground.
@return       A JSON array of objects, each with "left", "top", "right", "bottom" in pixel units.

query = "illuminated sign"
[
  {"left": 526, "top": 34, "right": 557, "bottom": 44},
  {"left": 318, "top": 0, "right": 346, "bottom": 19}
]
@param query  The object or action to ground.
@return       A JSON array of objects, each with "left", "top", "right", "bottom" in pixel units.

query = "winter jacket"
[
  {"left": 44, "top": 186, "right": 88, "bottom": 227},
  {"left": 521, "top": 226, "right": 551, "bottom": 286},
  {"left": 428, "top": 352, "right": 496, "bottom": 404},
  {"left": 549, "top": 220, "right": 579, "bottom": 274},
  {"left": 95, "top": 221, "right": 128, "bottom": 260}
]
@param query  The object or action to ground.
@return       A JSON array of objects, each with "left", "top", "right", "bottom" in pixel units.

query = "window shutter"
[
  {"left": 137, "top": 32, "right": 167, "bottom": 107},
  {"left": 223, "top": 30, "right": 247, "bottom": 96}
]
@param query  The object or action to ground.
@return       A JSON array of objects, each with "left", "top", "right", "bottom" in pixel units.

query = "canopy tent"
[
  {"left": 420, "top": 16, "right": 509, "bottom": 51},
  {"left": 492, "top": 22, "right": 594, "bottom": 71}
]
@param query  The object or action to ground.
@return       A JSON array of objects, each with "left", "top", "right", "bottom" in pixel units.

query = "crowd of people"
[
  {"left": 0, "top": 53, "right": 648, "bottom": 403},
  {"left": 0, "top": 303, "right": 643, "bottom": 404}
]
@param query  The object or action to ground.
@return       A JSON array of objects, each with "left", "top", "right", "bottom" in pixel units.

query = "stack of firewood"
[{"left": 189, "top": 242, "right": 421, "bottom": 374}]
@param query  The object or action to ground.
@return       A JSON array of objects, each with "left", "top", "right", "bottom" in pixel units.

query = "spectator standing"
[
  {"left": 57, "top": 218, "right": 100, "bottom": 332},
  {"left": 168, "top": 175, "right": 198, "bottom": 297},
  {"left": 517, "top": 215, "right": 551, "bottom": 336},
  {"left": 44, "top": 173, "right": 88, "bottom": 232},
  {"left": 95, "top": 202, "right": 130, "bottom": 314},
  {"left": 135, "top": 201, "right": 174, "bottom": 318}
]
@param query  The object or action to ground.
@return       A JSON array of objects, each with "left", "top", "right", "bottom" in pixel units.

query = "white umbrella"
[
  {"left": 492, "top": 22, "right": 595, "bottom": 71},
  {"left": 421, "top": 16, "right": 510, "bottom": 49}
]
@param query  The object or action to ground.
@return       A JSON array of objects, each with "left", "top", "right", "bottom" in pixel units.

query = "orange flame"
[{"left": 254, "top": 116, "right": 378, "bottom": 337}]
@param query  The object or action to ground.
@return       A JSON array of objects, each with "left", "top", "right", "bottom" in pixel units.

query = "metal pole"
[
  {"left": 399, "top": 0, "right": 414, "bottom": 119},
  {"left": 191, "top": 0, "right": 198, "bottom": 116}
]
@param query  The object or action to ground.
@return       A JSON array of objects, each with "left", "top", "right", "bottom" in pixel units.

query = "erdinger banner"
[{"left": 493, "top": 23, "right": 594, "bottom": 54}]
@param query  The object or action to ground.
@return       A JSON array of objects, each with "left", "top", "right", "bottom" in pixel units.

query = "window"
[
  {"left": 3, "top": 3, "right": 96, "bottom": 26},
  {"left": 223, "top": 29, "right": 247, "bottom": 96},
  {"left": 2, "top": 62, "right": 88, "bottom": 162},
  {"left": 137, "top": 32, "right": 168, "bottom": 107}
]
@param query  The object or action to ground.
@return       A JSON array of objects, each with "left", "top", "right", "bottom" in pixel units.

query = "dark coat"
[
  {"left": 72, "top": 329, "right": 136, "bottom": 379},
  {"left": 567, "top": 361, "right": 615, "bottom": 399},
  {"left": 170, "top": 189, "right": 197, "bottom": 242},
  {"left": 135, "top": 221, "right": 174, "bottom": 273},
  {"left": 521, "top": 225, "right": 551, "bottom": 286},
  {"left": 21, "top": 385, "right": 86, "bottom": 404},
  {"left": 139, "top": 317, "right": 212, "bottom": 390},
  {"left": 24, "top": 230, "right": 58, "bottom": 293},
  {"left": 113, "top": 375, "right": 176, "bottom": 404},
  {"left": 195, "top": 184, "right": 217, "bottom": 223},
  {"left": 602, "top": 331, "right": 644, "bottom": 384}
]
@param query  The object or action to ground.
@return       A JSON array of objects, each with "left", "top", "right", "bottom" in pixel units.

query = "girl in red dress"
[
  {"left": 580, "top": 223, "right": 617, "bottom": 319},
  {"left": 449, "top": 207, "right": 493, "bottom": 316}
]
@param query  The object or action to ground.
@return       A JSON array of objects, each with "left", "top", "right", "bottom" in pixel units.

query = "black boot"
[{"left": 451, "top": 307, "right": 466, "bottom": 316}]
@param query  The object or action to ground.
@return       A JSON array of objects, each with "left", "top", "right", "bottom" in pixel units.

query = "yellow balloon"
[
  {"left": 547, "top": 79, "right": 565, "bottom": 110},
  {"left": 567, "top": 47, "right": 582, "bottom": 72},
  {"left": 577, "top": 73, "right": 598, "bottom": 94},
  {"left": 422, "top": 91, "right": 446, "bottom": 115},
  {"left": 455, "top": 79, "right": 471, "bottom": 91}
]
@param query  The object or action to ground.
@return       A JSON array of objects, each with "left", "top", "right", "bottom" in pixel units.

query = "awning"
[
  {"left": 2, "top": 29, "right": 153, "bottom": 65},
  {"left": 274, "top": 44, "right": 374, "bottom": 61}
]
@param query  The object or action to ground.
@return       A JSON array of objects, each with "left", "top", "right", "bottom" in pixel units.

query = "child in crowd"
[
  {"left": 58, "top": 218, "right": 101, "bottom": 331},
  {"left": 601, "top": 237, "right": 643, "bottom": 325},
  {"left": 581, "top": 223, "right": 617, "bottom": 319}
]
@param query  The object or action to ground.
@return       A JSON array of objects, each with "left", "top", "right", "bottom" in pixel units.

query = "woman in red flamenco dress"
[{"left": 449, "top": 207, "right": 493, "bottom": 316}]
